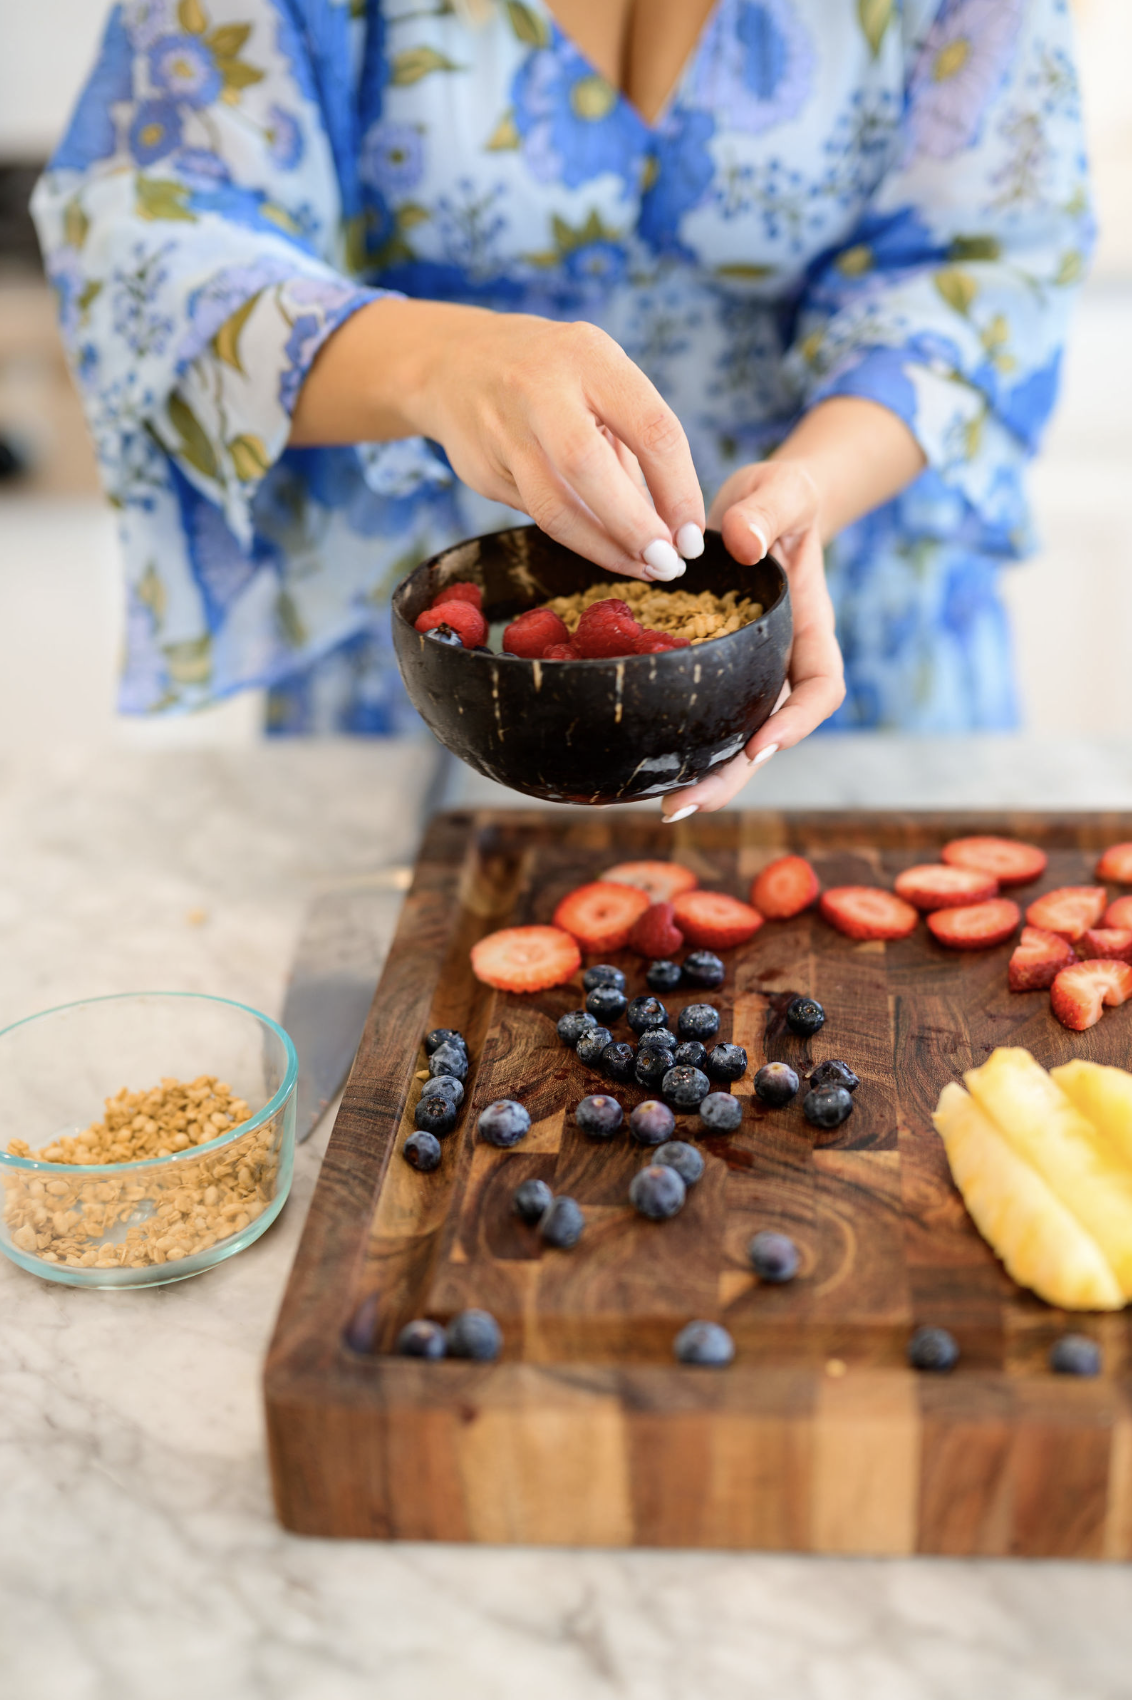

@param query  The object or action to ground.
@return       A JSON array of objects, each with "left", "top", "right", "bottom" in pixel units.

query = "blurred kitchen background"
[{"left": 0, "top": 0, "right": 1129, "bottom": 754}]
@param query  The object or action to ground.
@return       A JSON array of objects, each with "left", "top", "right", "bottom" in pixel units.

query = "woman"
[{"left": 34, "top": 0, "right": 1091, "bottom": 817}]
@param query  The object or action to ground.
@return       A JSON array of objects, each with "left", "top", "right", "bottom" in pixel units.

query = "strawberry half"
[
  {"left": 430, "top": 580, "right": 482, "bottom": 612},
  {"left": 927, "top": 899, "right": 1020, "bottom": 950},
  {"left": 818, "top": 886, "right": 918, "bottom": 941},
  {"left": 672, "top": 889, "right": 764, "bottom": 950},
  {"left": 1097, "top": 843, "right": 1132, "bottom": 884},
  {"left": 1025, "top": 886, "right": 1107, "bottom": 941},
  {"left": 1077, "top": 928, "right": 1132, "bottom": 964},
  {"left": 1050, "top": 959, "right": 1132, "bottom": 1032},
  {"left": 1008, "top": 926, "right": 1077, "bottom": 991},
  {"left": 552, "top": 880, "right": 650, "bottom": 953},
  {"left": 750, "top": 854, "right": 820, "bottom": 919},
  {"left": 470, "top": 925, "right": 581, "bottom": 993},
  {"left": 628, "top": 901, "right": 684, "bottom": 958},
  {"left": 601, "top": 860, "right": 699, "bottom": 904},
  {"left": 893, "top": 863, "right": 999, "bottom": 911},
  {"left": 1106, "top": 895, "right": 1132, "bottom": 930},
  {"left": 941, "top": 836, "right": 1047, "bottom": 886}
]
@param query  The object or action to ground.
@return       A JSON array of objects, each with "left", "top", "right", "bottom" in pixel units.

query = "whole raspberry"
[
  {"left": 430, "top": 580, "right": 482, "bottom": 612},
  {"left": 635, "top": 632, "right": 691, "bottom": 653},
  {"left": 542, "top": 643, "right": 577, "bottom": 660},
  {"left": 574, "top": 600, "right": 645, "bottom": 659},
  {"left": 414, "top": 602, "right": 487, "bottom": 647},
  {"left": 503, "top": 608, "right": 570, "bottom": 658}
]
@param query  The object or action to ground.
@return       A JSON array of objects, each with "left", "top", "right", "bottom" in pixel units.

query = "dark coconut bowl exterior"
[{"left": 391, "top": 525, "right": 791, "bottom": 806}]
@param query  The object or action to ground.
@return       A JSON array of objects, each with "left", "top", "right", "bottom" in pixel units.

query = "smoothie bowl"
[{"left": 391, "top": 525, "right": 791, "bottom": 805}]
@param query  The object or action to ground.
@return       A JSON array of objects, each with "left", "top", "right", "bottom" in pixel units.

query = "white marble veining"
[{"left": 3, "top": 734, "right": 1132, "bottom": 1700}]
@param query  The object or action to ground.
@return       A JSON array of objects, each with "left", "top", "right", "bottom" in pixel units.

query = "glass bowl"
[{"left": 0, "top": 993, "right": 297, "bottom": 1288}]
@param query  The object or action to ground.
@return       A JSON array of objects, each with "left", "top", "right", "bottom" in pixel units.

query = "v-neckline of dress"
[{"left": 529, "top": 0, "right": 723, "bottom": 135}]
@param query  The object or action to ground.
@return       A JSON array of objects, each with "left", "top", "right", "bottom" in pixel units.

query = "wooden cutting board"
[{"left": 265, "top": 809, "right": 1132, "bottom": 1555}]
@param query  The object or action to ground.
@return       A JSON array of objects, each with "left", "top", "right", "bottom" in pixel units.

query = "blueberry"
[
  {"left": 513, "top": 1177, "right": 554, "bottom": 1224},
  {"left": 907, "top": 1326, "right": 959, "bottom": 1373},
  {"left": 583, "top": 964, "right": 625, "bottom": 993},
  {"left": 478, "top": 1099, "right": 531, "bottom": 1147},
  {"left": 1049, "top": 1333, "right": 1101, "bottom": 1376},
  {"left": 575, "top": 1025, "right": 613, "bottom": 1067},
  {"left": 673, "top": 1040, "right": 707, "bottom": 1070},
  {"left": 557, "top": 1009, "right": 597, "bottom": 1047},
  {"left": 661, "top": 1065, "right": 711, "bottom": 1110},
  {"left": 629, "top": 1099, "right": 677, "bottom": 1146},
  {"left": 698, "top": 1092, "right": 743, "bottom": 1134},
  {"left": 748, "top": 1230, "right": 799, "bottom": 1282},
  {"left": 601, "top": 1040, "right": 637, "bottom": 1082},
  {"left": 429, "top": 1042, "right": 468, "bottom": 1083},
  {"left": 575, "top": 1094, "right": 624, "bottom": 1139},
  {"left": 403, "top": 1131, "right": 442, "bottom": 1172},
  {"left": 413, "top": 1094, "right": 458, "bottom": 1136},
  {"left": 786, "top": 995, "right": 825, "bottom": 1037},
  {"left": 653, "top": 1140, "right": 704, "bottom": 1187},
  {"left": 626, "top": 995, "right": 669, "bottom": 1034},
  {"left": 629, "top": 1163, "right": 687, "bottom": 1220},
  {"left": 682, "top": 951, "right": 725, "bottom": 989},
  {"left": 677, "top": 1004, "right": 720, "bottom": 1041},
  {"left": 426, "top": 624, "right": 463, "bottom": 647},
  {"left": 754, "top": 1062, "right": 800, "bottom": 1107},
  {"left": 803, "top": 1085, "right": 853, "bottom": 1129},
  {"left": 586, "top": 984, "right": 628, "bottom": 1023},
  {"left": 637, "top": 1026, "right": 677, "bottom": 1054},
  {"left": 425, "top": 1074, "right": 464, "bottom": 1108},
  {"left": 634, "top": 1047, "right": 671, "bottom": 1090},
  {"left": 808, "top": 1059, "right": 860, "bottom": 1093},
  {"left": 397, "top": 1319, "right": 446, "bottom": 1358},
  {"left": 647, "top": 959, "right": 683, "bottom": 993},
  {"left": 674, "top": 1320, "right": 734, "bottom": 1366},
  {"left": 705, "top": 1043, "right": 748, "bottom": 1083},
  {"left": 425, "top": 1028, "right": 466, "bottom": 1056},
  {"left": 445, "top": 1308, "right": 502, "bottom": 1362},
  {"left": 539, "top": 1195, "right": 585, "bottom": 1248}
]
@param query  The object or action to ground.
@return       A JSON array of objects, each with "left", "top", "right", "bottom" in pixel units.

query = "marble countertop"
[{"left": 4, "top": 733, "right": 1132, "bottom": 1700}]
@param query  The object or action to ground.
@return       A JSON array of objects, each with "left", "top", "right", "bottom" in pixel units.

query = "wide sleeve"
[
  {"left": 786, "top": 0, "right": 1094, "bottom": 556},
  {"left": 31, "top": 0, "right": 446, "bottom": 550}
]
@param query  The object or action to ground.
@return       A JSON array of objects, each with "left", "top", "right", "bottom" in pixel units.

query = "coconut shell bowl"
[{"left": 391, "top": 525, "right": 791, "bottom": 806}]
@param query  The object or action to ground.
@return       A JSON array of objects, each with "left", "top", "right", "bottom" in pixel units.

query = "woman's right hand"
[{"left": 290, "top": 298, "right": 706, "bottom": 582}]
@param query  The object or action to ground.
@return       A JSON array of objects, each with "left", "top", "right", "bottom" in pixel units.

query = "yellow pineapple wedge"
[
  {"left": 965, "top": 1047, "right": 1132, "bottom": 1298},
  {"left": 933, "top": 1081, "right": 1123, "bottom": 1310},
  {"left": 1051, "top": 1059, "right": 1132, "bottom": 1169}
]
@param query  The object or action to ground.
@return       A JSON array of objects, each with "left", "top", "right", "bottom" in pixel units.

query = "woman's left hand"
[{"left": 661, "top": 457, "right": 846, "bottom": 822}]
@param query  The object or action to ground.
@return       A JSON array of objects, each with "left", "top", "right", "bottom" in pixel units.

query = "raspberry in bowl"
[{"left": 391, "top": 524, "right": 790, "bottom": 805}]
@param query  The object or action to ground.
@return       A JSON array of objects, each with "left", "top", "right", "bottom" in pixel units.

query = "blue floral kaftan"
[{"left": 32, "top": 0, "right": 1093, "bottom": 732}]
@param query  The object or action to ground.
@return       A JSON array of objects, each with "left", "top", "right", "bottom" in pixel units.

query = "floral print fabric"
[{"left": 33, "top": 0, "right": 1092, "bottom": 732}]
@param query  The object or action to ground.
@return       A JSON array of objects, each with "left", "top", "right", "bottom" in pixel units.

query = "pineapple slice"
[
  {"left": 933, "top": 1081, "right": 1123, "bottom": 1310},
  {"left": 965, "top": 1047, "right": 1132, "bottom": 1297},
  {"left": 1051, "top": 1059, "right": 1132, "bottom": 1170}
]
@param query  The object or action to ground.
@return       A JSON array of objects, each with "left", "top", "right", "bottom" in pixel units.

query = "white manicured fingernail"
[
  {"left": 751, "top": 743, "right": 778, "bottom": 767},
  {"left": 664, "top": 804, "right": 698, "bottom": 824},
  {"left": 643, "top": 539, "right": 685, "bottom": 580},
  {"left": 675, "top": 523, "right": 704, "bottom": 560},
  {"left": 749, "top": 522, "right": 768, "bottom": 560}
]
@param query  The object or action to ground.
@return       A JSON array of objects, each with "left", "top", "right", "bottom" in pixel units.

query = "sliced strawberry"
[
  {"left": 750, "top": 855, "right": 820, "bottom": 919},
  {"left": 893, "top": 863, "right": 999, "bottom": 911},
  {"left": 941, "top": 836, "right": 1047, "bottom": 886},
  {"left": 818, "top": 886, "right": 918, "bottom": 941},
  {"left": 602, "top": 860, "right": 699, "bottom": 904},
  {"left": 1097, "top": 843, "right": 1132, "bottom": 884},
  {"left": 503, "top": 608, "right": 570, "bottom": 658},
  {"left": 470, "top": 925, "right": 580, "bottom": 993},
  {"left": 1050, "top": 959, "right": 1132, "bottom": 1032},
  {"left": 628, "top": 901, "right": 684, "bottom": 958},
  {"left": 671, "top": 889, "right": 764, "bottom": 949},
  {"left": 1008, "top": 926, "right": 1077, "bottom": 991},
  {"left": 1106, "top": 895, "right": 1132, "bottom": 930},
  {"left": 430, "top": 580, "right": 482, "bottom": 612},
  {"left": 414, "top": 602, "right": 488, "bottom": 647},
  {"left": 1025, "top": 886, "right": 1107, "bottom": 941},
  {"left": 927, "top": 899, "right": 1020, "bottom": 950},
  {"left": 1077, "top": 928, "right": 1132, "bottom": 964},
  {"left": 552, "top": 880, "right": 650, "bottom": 953}
]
